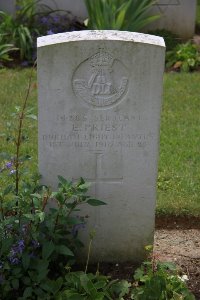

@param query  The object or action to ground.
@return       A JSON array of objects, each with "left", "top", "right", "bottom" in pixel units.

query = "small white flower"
[
  {"left": 181, "top": 274, "right": 189, "bottom": 282},
  {"left": 178, "top": 274, "right": 189, "bottom": 282}
]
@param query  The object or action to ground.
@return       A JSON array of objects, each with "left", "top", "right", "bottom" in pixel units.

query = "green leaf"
[
  {"left": 94, "top": 280, "right": 107, "bottom": 289},
  {"left": 22, "top": 252, "right": 30, "bottom": 270},
  {"left": 37, "top": 211, "right": 45, "bottom": 222},
  {"left": 60, "top": 291, "right": 85, "bottom": 300},
  {"left": 3, "top": 184, "right": 13, "bottom": 196},
  {"left": 12, "top": 278, "right": 19, "bottom": 290},
  {"left": 80, "top": 273, "right": 90, "bottom": 293},
  {"left": 1, "top": 238, "right": 14, "bottom": 254},
  {"left": 112, "top": 280, "right": 131, "bottom": 297},
  {"left": 34, "top": 260, "right": 49, "bottom": 281},
  {"left": 20, "top": 154, "right": 32, "bottom": 161},
  {"left": 84, "top": 0, "right": 158, "bottom": 31},
  {"left": 78, "top": 182, "right": 91, "bottom": 190},
  {"left": 87, "top": 199, "right": 106, "bottom": 206},
  {"left": 40, "top": 278, "right": 63, "bottom": 295},
  {"left": 31, "top": 193, "right": 42, "bottom": 199},
  {"left": 134, "top": 268, "right": 144, "bottom": 281},
  {"left": 0, "top": 152, "right": 11, "bottom": 159},
  {"left": 42, "top": 240, "right": 55, "bottom": 259},
  {"left": 159, "top": 261, "right": 177, "bottom": 271},
  {"left": 55, "top": 245, "right": 74, "bottom": 257},
  {"left": 52, "top": 277, "right": 64, "bottom": 295},
  {"left": 58, "top": 175, "right": 69, "bottom": 185},
  {"left": 40, "top": 281, "right": 54, "bottom": 293},
  {"left": 26, "top": 114, "right": 37, "bottom": 120},
  {"left": 23, "top": 213, "right": 34, "bottom": 221},
  {"left": 23, "top": 276, "right": 31, "bottom": 285},
  {"left": 54, "top": 192, "right": 65, "bottom": 203},
  {"left": 23, "top": 287, "right": 33, "bottom": 298}
]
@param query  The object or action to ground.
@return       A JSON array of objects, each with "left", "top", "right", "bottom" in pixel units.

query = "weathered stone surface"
[{"left": 37, "top": 30, "right": 165, "bottom": 263}]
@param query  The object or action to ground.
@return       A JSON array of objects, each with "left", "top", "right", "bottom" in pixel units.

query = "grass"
[
  {"left": 0, "top": 68, "right": 38, "bottom": 185},
  {"left": 157, "top": 73, "right": 200, "bottom": 216},
  {"left": 0, "top": 68, "right": 199, "bottom": 216},
  {"left": 196, "top": 0, "right": 200, "bottom": 25}
]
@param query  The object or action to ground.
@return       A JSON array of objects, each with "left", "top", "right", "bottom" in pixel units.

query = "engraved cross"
[
  {"left": 154, "top": 0, "right": 180, "bottom": 13},
  {"left": 78, "top": 150, "right": 123, "bottom": 198}
]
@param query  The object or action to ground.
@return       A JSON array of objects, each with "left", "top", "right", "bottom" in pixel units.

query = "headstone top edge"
[{"left": 37, "top": 30, "right": 165, "bottom": 48}]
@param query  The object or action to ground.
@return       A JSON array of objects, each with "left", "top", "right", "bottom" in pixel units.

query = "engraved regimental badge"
[{"left": 73, "top": 49, "right": 129, "bottom": 108}]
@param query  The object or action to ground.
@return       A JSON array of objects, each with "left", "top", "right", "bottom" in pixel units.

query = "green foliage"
[
  {"left": 157, "top": 72, "right": 200, "bottom": 216},
  {"left": 166, "top": 42, "right": 200, "bottom": 72},
  {"left": 0, "top": 0, "right": 39, "bottom": 61},
  {"left": 84, "top": 0, "right": 159, "bottom": 31},
  {"left": 0, "top": 175, "right": 106, "bottom": 299},
  {"left": 148, "top": 29, "right": 180, "bottom": 51},
  {"left": 0, "top": 66, "right": 106, "bottom": 299},
  {"left": 57, "top": 271, "right": 130, "bottom": 299},
  {"left": 131, "top": 261, "right": 195, "bottom": 299},
  {"left": 0, "top": 0, "right": 85, "bottom": 64},
  {"left": 0, "top": 67, "right": 197, "bottom": 298},
  {"left": 0, "top": 35, "right": 17, "bottom": 63}
]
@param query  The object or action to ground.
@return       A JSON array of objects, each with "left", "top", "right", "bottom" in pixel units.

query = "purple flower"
[
  {"left": 16, "top": 5, "right": 21, "bottom": 11},
  {"left": 29, "top": 252, "right": 36, "bottom": 258},
  {"left": 5, "top": 161, "right": 12, "bottom": 169},
  {"left": 21, "top": 224, "right": 28, "bottom": 234},
  {"left": 6, "top": 224, "right": 13, "bottom": 230},
  {"left": 31, "top": 240, "right": 40, "bottom": 249},
  {"left": 5, "top": 224, "right": 13, "bottom": 235},
  {"left": 41, "top": 16, "right": 48, "bottom": 24},
  {"left": 72, "top": 223, "right": 85, "bottom": 237},
  {"left": 21, "top": 61, "right": 29, "bottom": 67},
  {"left": 10, "top": 169, "right": 16, "bottom": 175},
  {"left": 32, "top": 51, "right": 37, "bottom": 61},
  {"left": 18, "top": 240, "right": 25, "bottom": 250},
  {"left": 13, "top": 240, "right": 25, "bottom": 254},
  {"left": 10, "top": 239, "right": 25, "bottom": 258},
  {"left": 47, "top": 29, "right": 54, "bottom": 35},
  {"left": 9, "top": 257, "right": 20, "bottom": 265},
  {"left": 53, "top": 16, "right": 59, "bottom": 23}
]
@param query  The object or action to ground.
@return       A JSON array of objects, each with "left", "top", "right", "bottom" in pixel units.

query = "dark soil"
[
  {"left": 156, "top": 215, "right": 200, "bottom": 229},
  {"left": 88, "top": 217, "right": 200, "bottom": 299},
  {"left": 154, "top": 216, "right": 200, "bottom": 299}
]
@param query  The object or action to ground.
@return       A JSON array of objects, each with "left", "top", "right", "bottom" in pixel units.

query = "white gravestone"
[
  {"left": 147, "top": 0, "right": 196, "bottom": 39},
  {"left": 37, "top": 31, "right": 165, "bottom": 263}
]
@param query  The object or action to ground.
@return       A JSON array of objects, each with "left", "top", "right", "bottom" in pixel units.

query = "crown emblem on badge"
[
  {"left": 73, "top": 49, "right": 129, "bottom": 108},
  {"left": 90, "top": 49, "right": 113, "bottom": 69}
]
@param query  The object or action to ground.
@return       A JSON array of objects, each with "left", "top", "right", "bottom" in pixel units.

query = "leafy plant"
[
  {"left": 0, "top": 35, "right": 17, "bottom": 63},
  {"left": 84, "top": 0, "right": 159, "bottom": 31},
  {"left": 0, "top": 65, "right": 106, "bottom": 299},
  {"left": 148, "top": 29, "right": 180, "bottom": 51},
  {"left": 131, "top": 260, "right": 195, "bottom": 299},
  {"left": 0, "top": 64, "right": 196, "bottom": 299},
  {"left": 0, "top": 0, "right": 38, "bottom": 61},
  {"left": 57, "top": 271, "right": 130, "bottom": 299},
  {"left": 166, "top": 42, "right": 200, "bottom": 72},
  {"left": 0, "top": 0, "right": 85, "bottom": 64}
]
